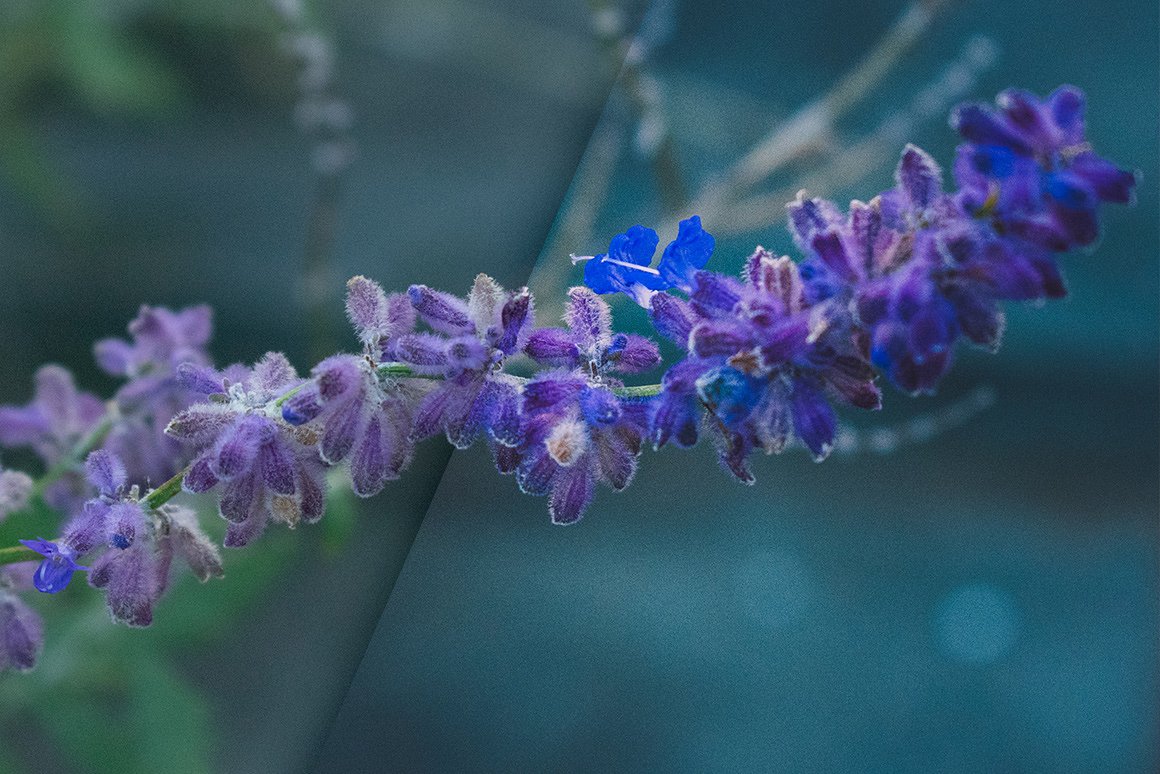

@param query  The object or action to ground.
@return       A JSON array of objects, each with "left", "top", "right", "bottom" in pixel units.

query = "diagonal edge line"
[{"left": 302, "top": 12, "right": 648, "bottom": 772}]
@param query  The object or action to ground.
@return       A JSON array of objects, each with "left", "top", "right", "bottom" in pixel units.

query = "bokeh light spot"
[{"left": 935, "top": 582, "right": 1019, "bottom": 664}]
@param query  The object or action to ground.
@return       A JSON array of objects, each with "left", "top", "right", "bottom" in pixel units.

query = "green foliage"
[
  {"left": 0, "top": 0, "right": 287, "bottom": 222},
  {"left": 0, "top": 494, "right": 329, "bottom": 773}
]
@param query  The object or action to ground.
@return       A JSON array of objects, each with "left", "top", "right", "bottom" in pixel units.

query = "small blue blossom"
[
  {"left": 581, "top": 217, "right": 716, "bottom": 305},
  {"left": 582, "top": 224, "right": 666, "bottom": 303},
  {"left": 18, "top": 538, "right": 89, "bottom": 594},
  {"left": 657, "top": 215, "right": 716, "bottom": 291}
]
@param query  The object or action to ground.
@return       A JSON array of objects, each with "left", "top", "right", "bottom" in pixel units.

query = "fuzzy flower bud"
[{"left": 0, "top": 591, "right": 43, "bottom": 673}]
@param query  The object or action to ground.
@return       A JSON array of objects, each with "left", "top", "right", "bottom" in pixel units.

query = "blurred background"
[{"left": 0, "top": 0, "right": 1156, "bottom": 772}]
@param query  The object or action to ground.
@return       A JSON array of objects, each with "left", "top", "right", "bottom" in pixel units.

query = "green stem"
[
  {"left": 0, "top": 545, "right": 38, "bottom": 565},
  {"left": 29, "top": 408, "right": 116, "bottom": 501},
  {"left": 0, "top": 364, "right": 664, "bottom": 565},
  {"left": 374, "top": 361, "right": 662, "bottom": 398},
  {"left": 616, "top": 383, "right": 663, "bottom": 399},
  {"left": 141, "top": 467, "right": 190, "bottom": 511},
  {"left": 0, "top": 466, "right": 192, "bottom": 567}
]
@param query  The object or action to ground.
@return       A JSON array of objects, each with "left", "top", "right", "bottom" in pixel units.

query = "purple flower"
[
  {"left": 0, "top": 590, "right": 43, "bottom": 672},
  {"left": 398, "top": 275, "right": 532, "bottom": 450},
  {"left": 159, "top": 505, "right": 224, "bottom": 584},
  {"left": 87, "top": 540, "right": 160, "bottom": 627},
  {"left": 581, "top": 217, "right": 715, "bottom": 305},
  {"left": 16, "top": 449, "right": 141, "bottom": 595},
  {"left": 167, "top": 353, "right": 327, "bottom": 547},
  {"left": 650, "top": 253, "right": 878, "bottom": 481},
  {"left": 18, "top": 538, "right": 89, "bottom": 594},
  {"left": 0, "top": 365, "right": 105, "bottom": 511},
  {"left": 525, "top": 287, "right": 661, "bottom": 376},
  {"left": 345, "top": 275, "right": 417, "bottom": 357},
  {"left": 82, "top": 501, "right": 221, "bottom": 627},
  {"left": 0, "top": 365, "right": 105, "bottom": 462},
  {"left": 84, "top": 502, "right": 220, "bottom": 628},
  {"left": 512, "top": 289, "right": 660, "bottom": 523},
  {"left": 790, "top": 144, "right": 1065, "bottom": 395},
  {"left": 512, "top": 372, "right": 649, "bottom": 524},
  {"left": 74, "top": 449, "right": 222, "bottom": 624},
  {"left": 94, "top": 305, "right": 216, "bottom": 486},
  {"left": 85, "top": 447, "right": 127, "bottom": 499},
  {"left": 952, "top": 86, "right": 1136, "bottom": 250},
  {"left": 94, "top": 305, "right": 213, "bottom": 379},
  {"left": 12, "top": 452, "right": 221, "bottom": 627},
  {"left": 281, "top": 354, "right": 420, "bottom": 497}
]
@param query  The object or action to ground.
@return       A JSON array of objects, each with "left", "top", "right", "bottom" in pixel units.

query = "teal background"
[
  {"left": 0, "top": 0, "right": 1155, "bottom": 771},
  {"left": 318, "top": 1, "right": 1159, "bottom": 771}
]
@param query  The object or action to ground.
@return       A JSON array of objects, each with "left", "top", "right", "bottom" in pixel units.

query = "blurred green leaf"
[
  {"left": 126, "top": 650, "right": 212, "bottom": 774},
  {"left": 146, "top": 499, "right": 299, "bottom": 646},
  {"left": 59, "top": 12, "right": 184, "bottom": 115},
  {"left": 0, "top": 491, "right": 63, "bottom": 549}
]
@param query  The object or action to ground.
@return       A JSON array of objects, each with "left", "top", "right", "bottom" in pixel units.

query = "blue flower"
[
  {"left": 657, "top": 215, "right": 715, "bottom": 291},
  {"left": 18, "top": 538, "right": 89, "bottom": 594},
  {"left": 582, "top": 217, "right": 716, "bottom": 305},
  {"left": 951, "top": 86, "right": 1136, "bottom": 251},
  {"left": 649, "top": 252, "right": 879, "bottom": 482}
]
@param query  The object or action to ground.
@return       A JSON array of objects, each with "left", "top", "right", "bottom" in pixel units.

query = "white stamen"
[
  {"left": 805, "top": 316, "right": 830, "bottom": 345},
  {"left": 603, "top": 258, "right": 661, "bottom": 275}
]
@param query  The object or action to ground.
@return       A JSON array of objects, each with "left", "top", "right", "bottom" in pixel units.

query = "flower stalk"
[{"left": 0, "top": 84, "right": 1136, "bottom": 672}]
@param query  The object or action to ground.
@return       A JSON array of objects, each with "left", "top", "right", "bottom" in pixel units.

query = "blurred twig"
[
  {"left": 532, "top": 0, "right": 963, "bottom": 315},
  {"left": 716, "top": 34, "right": 998, "bottom": 237},
  {"left": 676, "top": 0, "right": 957, "bottom": 233},
  {"left": 832, "top": 385, "right": 996, "bottom": 456},
  {"left": 270, "top": 0, "right": 356, "bottom": 362},
  {"left": 587, "top": 0, "right": 687, "bottom": 215}
]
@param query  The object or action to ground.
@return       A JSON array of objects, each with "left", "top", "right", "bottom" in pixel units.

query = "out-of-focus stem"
[
  {"left": 31, "top": 408, "right": 116, "bottom": 501},
  {"left": 712, "top": 33, "right": 997, "bottom": 237},
  {"left": 270, "top": 0, "right": 355, "bottom": 363},
  {"left": 302, "top": 161, "right": 345, "bottom": 363},
  {"left": 587, "top": 0, "right": 687, "bottom": 214},
  {"left": 670, "top": 0, "right": 955, "bottom": 233},
  {"left": 0, "top": 545, "right": 38, "bottom": 565}
]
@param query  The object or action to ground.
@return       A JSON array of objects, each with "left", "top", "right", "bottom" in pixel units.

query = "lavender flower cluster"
[{"left": 0, "top": 86, "right": 1135, "bottom": 673}]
